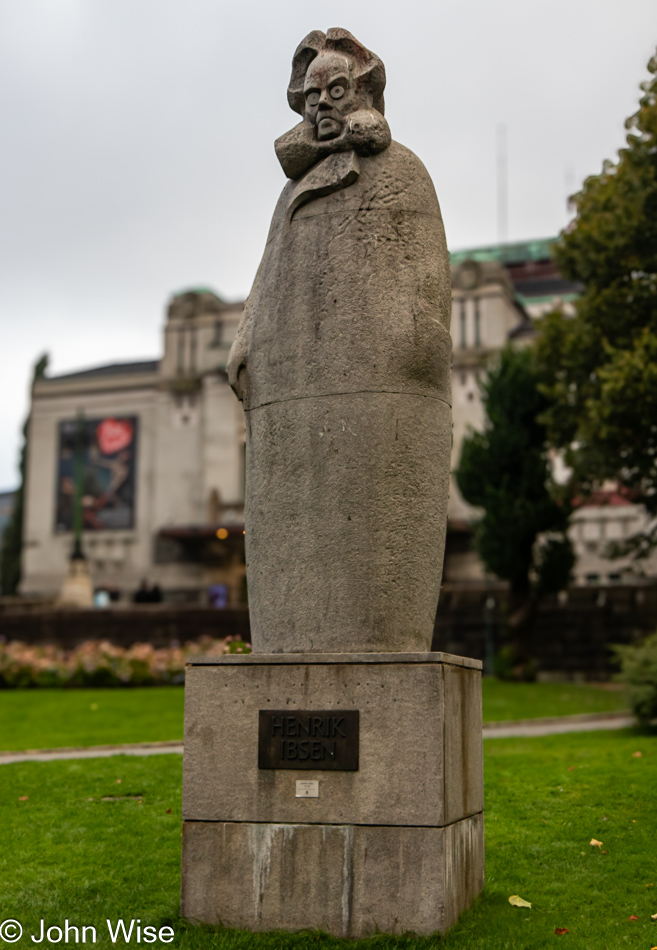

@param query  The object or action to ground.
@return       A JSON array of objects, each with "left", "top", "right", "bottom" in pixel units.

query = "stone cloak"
[{"left": 228, "top": 141, "right": 452, "bottom": 653}]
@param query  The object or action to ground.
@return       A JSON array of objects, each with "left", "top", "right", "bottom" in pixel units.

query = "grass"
[
  {"left": 481, "top": 678, "right": 628, "bottom": 722},
  {"left": 0, "top": 687, "right": 184, "bottom": 751},
  {"left": 0, "top": 728, "right": 655, "bottom": 948},
  {"left": 0, "top": 681, "right": 629, "bottom": 752}
]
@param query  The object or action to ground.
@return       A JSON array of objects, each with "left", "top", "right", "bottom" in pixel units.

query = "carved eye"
[
  {"left": 306, "top": 91, "right": 320, "bottom": 107},
  {"left": 330, "top": 85, "right": 345, "bottom": 100}
]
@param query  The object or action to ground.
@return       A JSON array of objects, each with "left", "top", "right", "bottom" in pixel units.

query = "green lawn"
[
  {"left": 0, "top": 728, "right": 655, "bottom": 948},
  {"left": 0, "top": 681, "right": 629, "bottom": 753},
  {"left": 1, "top": 687, "right": 185, "bottom": 751},
  {"left": 481, "top": 678, "right": 628, "bottom": 722}
]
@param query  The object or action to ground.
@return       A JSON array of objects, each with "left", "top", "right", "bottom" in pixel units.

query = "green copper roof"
[
  {"left": 450, "top": 237, "right": 557, "bottom": 266},
  {"left": 172, "top": 286, "right": 222, "bottom": 299}
]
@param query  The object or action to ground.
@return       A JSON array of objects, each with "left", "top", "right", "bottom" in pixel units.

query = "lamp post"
[
  {"left": 72, "top": 409, "right": 85, "bottom": 561},
  {"left": 484, "top": 595, "right": 495, "bottom": 676}
]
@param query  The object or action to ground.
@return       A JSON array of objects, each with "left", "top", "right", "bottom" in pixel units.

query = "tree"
[
  {"left": 455, "top": 346, "right": 574, "bottom": 676},
  {"left": 536, "top": 51, "right": 657, "bottom": 551},
  {"left": 0, "top": 354, "right": 48, "bottom": 596}
]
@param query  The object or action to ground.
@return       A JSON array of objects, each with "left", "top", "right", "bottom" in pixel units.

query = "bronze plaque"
[{"left": 258, "top": 710, "right": 359, "bottom": 771}]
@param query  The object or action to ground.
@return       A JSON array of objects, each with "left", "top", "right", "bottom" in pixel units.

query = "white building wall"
[{"left": 22, "top": 377, "right": 158, "bottom": 596}]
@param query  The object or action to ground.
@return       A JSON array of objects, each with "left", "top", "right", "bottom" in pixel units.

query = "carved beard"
[{"left": 274, "top": 108, "right": 391, "bottom": 181}]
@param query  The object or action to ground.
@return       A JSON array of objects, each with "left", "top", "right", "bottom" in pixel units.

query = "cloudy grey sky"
[{"left": 0, "top": 0, "right": 655, "bottom": 488}]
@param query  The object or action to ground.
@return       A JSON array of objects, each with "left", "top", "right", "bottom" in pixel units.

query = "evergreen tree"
[
  {"left": 455, "top": 346, "right": 574, "bottom": 675},
  {"left": 536, "top": 50, "right": 657, "bottom": 553},
  {"left": 0, "top": 354, "right": 48, "bottom": 596}
]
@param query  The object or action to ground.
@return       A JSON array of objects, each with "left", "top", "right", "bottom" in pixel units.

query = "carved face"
[{"left": 303, "top": 51, "right": 370, "bottom": 141}]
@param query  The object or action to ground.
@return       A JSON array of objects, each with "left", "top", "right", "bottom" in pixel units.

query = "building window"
[
  {"left": 211, "top": 320, "right": 224, "bottom": 347},
  {"left": 459, "top": 300, "right": 466, "bottom": 349},
  {"left": 474, "top": 298, "right": 481, "bottom": 347}
]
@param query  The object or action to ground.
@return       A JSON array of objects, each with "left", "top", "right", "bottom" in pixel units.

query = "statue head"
[{"left": 287, "top": 29, "right": 386, "bottom": 142}]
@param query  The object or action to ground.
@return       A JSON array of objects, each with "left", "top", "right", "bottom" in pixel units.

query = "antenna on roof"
[{"left": 496, "top": 123, "right": 508, "bottom": 244}]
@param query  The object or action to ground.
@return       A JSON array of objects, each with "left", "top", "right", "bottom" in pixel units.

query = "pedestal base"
[{"left": 181, "top": 652, "right": 484, "bottom": 938}]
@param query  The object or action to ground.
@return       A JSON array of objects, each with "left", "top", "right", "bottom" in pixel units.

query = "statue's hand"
[
  {"left": 275, "top": 110, "right": 391, "bottom": 181},
  {"left": 323, "top": 109, "right": 391, "bottom": 157}
]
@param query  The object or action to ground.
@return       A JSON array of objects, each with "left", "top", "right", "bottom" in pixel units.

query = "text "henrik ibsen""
[{"left": 31, "top": 921, "right": 174, "bottom": 944}]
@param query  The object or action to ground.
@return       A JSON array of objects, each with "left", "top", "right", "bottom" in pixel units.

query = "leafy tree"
[
  {"left": 0, "top": 354, "right": 49, "bottom": 596},
  {"left": 455, "top": 346, "right": 574, "bottom": 676},
  {"left": 536, "top": 51, "right": 657, "bottom": 552}
]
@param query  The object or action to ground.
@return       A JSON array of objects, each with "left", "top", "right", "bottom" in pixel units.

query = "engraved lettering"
[
  {"left": 259, "top": 710, "right": 358, "bottom": 771},
  {"left": 332, "top": 716, "right": 346, "bottom": 738},
  {"left": 271, "top": 716, "right": 284, "bottom": 735}
]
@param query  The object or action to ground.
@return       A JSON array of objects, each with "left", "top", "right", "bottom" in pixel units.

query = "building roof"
[
  {"left": 451, "top": 237, "right": 583, "bottom": 307},
  {"left": 47, "top": 360, "right": 160, "bottom": 382},
  {"left": 171, "top": 286, "right": 224, "bottom": 300},
  {"left": 450, "top": 237, "right": 556, "bottom": 266}
]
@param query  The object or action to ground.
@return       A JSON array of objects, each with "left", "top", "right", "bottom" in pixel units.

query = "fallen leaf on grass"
[
  {"left": 590, "top": 839, "right": 603, "bottom": 847},
  {"left": 632, "top": 751, "right": 643, "bottom": 758},
  {"left": 651, "top": 913, "right": 657, "bottom": 921},
  {"left": 602, "top": 850, "right": 608, "bottom": 854},
  {"left": 116, "top": 779, "right": 122, "bottom": 784},
  {"left": 568, "top": 766, "right": 574, "bottom": 771},
  {"left": 629, "top": 915, "right": 639, "bottom": 921},
  {"left": 509, "top": 895, "right": 532, "bottom": 909},
  {"left": 555, "top": 927, "right": 569, "bottom": 935},
  {"left": 18, "top": 796, "right": 28, "bottom": 801},
  {"left": 166, "top": 808, "right": 172, "bottom": 814}
]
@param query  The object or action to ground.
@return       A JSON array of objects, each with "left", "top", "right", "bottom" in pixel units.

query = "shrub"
[
  {"left": 0, "top": 636, "right": 251, "bottom": 689},
  {"left": 612, "top": 633, "right": 657, "bottom": 724}
]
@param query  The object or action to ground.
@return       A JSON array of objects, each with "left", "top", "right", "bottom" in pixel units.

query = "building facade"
[
  {"left": 20, "top": 240, "right": 656, "bottom": 601},
  {"left": 22, "top": 290, "right": 246, "bottom": 603}
]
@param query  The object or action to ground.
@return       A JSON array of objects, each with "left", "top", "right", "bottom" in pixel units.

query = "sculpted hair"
[{"left": 287, "top": 28, "right": 386, "bottom": 117}]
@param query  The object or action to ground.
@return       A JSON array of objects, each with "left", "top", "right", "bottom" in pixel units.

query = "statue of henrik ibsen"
[{"left": 228, "top": 29, "right": 452, "bottom": 654}]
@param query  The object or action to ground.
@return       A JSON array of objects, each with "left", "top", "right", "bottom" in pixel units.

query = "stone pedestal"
[
  {"left": 181, "top": 652, "right": 484, "bottom": 938},
  {"left": 57, "top": 557, "right": 94, "bottom": 608}
]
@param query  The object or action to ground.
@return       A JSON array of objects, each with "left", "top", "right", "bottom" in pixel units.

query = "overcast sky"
[{"left": 0, "top": 0, "right": 655, "bottom": 488}]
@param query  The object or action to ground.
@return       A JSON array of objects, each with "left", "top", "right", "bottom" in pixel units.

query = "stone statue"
[{"left": 228, "top": 29, "right": 452, "bottom": 654}]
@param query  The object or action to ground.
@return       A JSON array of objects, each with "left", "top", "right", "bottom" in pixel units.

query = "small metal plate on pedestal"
[
  {"left": 258, "top": 710, "right": 359, "bottom": 771},
  {"left": 296, "top": 780, "right": 319, "bottom": 798}
]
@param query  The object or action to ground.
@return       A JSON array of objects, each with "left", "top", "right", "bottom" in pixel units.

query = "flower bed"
[{"left": 0, "top": 636, "right": 251, "bottom": 688}]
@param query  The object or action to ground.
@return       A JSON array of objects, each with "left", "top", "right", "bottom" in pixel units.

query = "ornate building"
[
  {"left": 19, "top": 239, "right": 654, "bottom": 601},
  {"left": 22, "top": 290, "right": 246, "bottom": 603}
]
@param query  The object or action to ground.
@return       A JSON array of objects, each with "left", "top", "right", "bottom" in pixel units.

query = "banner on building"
[{"left": 55, "top": 416, "right": 138, "bottom": 531}]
